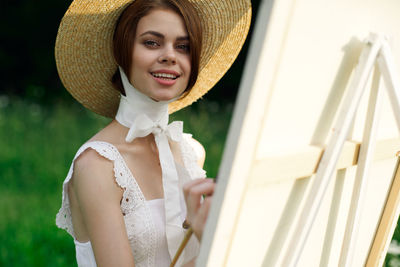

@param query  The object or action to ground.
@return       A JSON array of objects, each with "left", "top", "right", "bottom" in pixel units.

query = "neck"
[{"left": 115, "top": 67, "right": 170, "bottom": 131}]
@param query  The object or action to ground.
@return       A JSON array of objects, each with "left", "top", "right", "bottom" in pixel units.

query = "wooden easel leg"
[{"left": 366, "top": 158, "right": 400, "bottom": 267}]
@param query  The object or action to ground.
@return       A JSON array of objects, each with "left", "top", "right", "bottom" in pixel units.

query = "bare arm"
[{"left": 72, "top": 149, "right": 135, "bottom": 267}]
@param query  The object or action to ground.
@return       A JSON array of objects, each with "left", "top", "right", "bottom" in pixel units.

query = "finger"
[
  {"left": 183, "top": 179, "right": 206, "bottom": 199},
  {"left": 198, "top": 197, "right": 212, "bottom": 221},
  {"left": 185, "top": 180, "right": 215, "bottom": 224},
  {"left": 186, "top": 181, "right": 215, "bottom": 206},
  {"left": 192, "top": 196, "right": 213, "bottom": 241},
  {"left": 183, "top": 178, "right": 214, "bottom": 200}
]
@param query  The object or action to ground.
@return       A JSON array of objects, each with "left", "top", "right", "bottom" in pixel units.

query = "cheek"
[
  {"left": 132, "top": 46, "right": 154, "bottom": 70},
  {"left": 132, "top": 55, "right": 147, "bottom": 71}
]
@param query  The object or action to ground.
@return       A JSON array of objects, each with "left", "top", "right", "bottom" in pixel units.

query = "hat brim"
[{"left": 55, "top": 0, "right": 252, "bottom": 118}]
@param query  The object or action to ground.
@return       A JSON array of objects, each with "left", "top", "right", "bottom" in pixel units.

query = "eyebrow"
[{"left": 139, "top": 31, "right": 189, "bottom": 41}]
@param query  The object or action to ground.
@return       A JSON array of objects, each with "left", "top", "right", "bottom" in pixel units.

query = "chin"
[
  {"left": 152, "top": 90, "right": 183, "bottom": 102},
  {"left": 151, "top": 94, "right": 176, "bottom": 102}
]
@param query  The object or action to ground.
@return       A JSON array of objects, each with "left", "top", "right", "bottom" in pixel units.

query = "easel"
[
  {"left": 283, "top": 33, "right": 400, "bottom": 267},
  {"left": 196, "top": 0, "right": 400, "bottom": 264}
]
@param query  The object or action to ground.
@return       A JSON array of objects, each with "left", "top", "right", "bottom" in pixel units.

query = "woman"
[{"left": 55, "top": 0, "right": 251, "bottom": 266}]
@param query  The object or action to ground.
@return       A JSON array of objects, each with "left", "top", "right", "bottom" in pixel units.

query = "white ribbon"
[
  {"left": 126, "top": 114, "right": 183, "bottom": 143},
  {"left": 126, "top": 113, "right": 185, "bottom": 262},
  {"left": 115, "top": 67, "right": 186, "bottom": 264}
]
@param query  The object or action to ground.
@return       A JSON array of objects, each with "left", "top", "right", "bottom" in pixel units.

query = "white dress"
[{"left": 56, "top": 136, "right": 205, "bottom": 267}]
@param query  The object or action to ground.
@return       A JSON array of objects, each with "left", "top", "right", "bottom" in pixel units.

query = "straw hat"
[{"left": 55, "top": 0, "right": 252, "bottom": 118}]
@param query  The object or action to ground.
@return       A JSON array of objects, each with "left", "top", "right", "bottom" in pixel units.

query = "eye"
[
  {"left": 143, "top": 40, "right": 159, "bottom": 48},
  {"left": 176, "top": 43, "right": 190, "bottom": 53}
]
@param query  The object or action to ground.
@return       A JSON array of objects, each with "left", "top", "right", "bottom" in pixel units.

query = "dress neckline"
[{"left": 83, "top": 140, "right": 186, "bottom": 202}]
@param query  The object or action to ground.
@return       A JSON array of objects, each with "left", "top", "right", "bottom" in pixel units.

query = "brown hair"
[{"left": 112, "top": 0, "right": 203, "bottom": 96}]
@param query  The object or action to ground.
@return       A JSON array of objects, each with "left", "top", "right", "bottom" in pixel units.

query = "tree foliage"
[{"left": 0, "top": 0, "right": 72, "bottom": 105}]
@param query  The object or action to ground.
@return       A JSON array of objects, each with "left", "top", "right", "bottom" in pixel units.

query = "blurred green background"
[{"left": 1, "top": 0, "right": 400, "bottom": 266}]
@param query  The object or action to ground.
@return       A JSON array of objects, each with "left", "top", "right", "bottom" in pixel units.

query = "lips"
[
  {"left": 151, "top": 72, "right": 178, "bottom": 80},
  {"left": 151, "top": 70, "right": 181, "bottom": 80}
]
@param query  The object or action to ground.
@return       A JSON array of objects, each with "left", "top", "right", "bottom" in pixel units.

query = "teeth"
[{"left": 152, "top": 73, "right": 177, "bottom": 79}]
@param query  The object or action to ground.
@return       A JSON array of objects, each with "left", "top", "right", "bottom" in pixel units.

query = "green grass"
[
  {"left": 0, "top": 97, "right": 232, "bottom": 266},
  {"left": 1, "top": 97, "right": 400, "bottom": 266}
]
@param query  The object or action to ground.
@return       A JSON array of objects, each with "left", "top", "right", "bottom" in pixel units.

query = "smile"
[{"left": 151, "top": 72, "right": 179, "bottom": 80}]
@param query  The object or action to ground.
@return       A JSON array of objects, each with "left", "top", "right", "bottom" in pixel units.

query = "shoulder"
[
  {"left": 74, "top": 147, "right": 114, "bottom": 177},
  {"left": 71, "top": 148, "right": 123, "bottom": 201},
  {"left": 185, "top": 136, "right": 206, "bottom": 168}
]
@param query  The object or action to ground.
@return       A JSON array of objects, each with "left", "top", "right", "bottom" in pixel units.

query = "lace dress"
[{"left": 56, "top": 135, "right": 206, "bottom": 267}]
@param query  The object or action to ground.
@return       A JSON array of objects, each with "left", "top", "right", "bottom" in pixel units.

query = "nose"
[{"left": 158, "top": 46, "right": 176, "bottom": 64}]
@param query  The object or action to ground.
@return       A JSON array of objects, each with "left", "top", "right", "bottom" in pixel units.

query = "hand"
[{"left": 183, "top": 178, "right": 215, "bottom": 241}]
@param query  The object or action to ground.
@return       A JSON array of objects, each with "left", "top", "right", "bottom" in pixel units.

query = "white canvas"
[{"left": 197, "top": 0, "right": 400, "bottom": 266}]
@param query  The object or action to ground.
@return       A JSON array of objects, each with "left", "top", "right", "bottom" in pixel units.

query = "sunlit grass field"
[
  {"left": 0, "top": 97, "right": 231, "bottom": 266},
  {"left": 1, "top": 96, "right": 400, "bottom": 266}
]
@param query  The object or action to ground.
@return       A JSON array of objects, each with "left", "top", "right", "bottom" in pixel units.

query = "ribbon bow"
[
  {"left": 125, "top": 113, "right": 185, "bottom": 264},
  {"left": 125, "top": 114, "right": 183, "bottom": 143}
]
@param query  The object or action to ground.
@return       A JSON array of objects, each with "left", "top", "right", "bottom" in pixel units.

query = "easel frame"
[
  {"left": 196, "top": 0, "right": 400, "bottom": 265},
  {"left": 367, "top": 158, "right": 400, "bottom": 266},
  {"left": 283, "top": 33, "right": 400, "bottom": 267}
]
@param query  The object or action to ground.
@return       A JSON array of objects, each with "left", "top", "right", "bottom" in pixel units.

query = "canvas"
[{"left": 197, "top": 0, "right": 400, "bottom": 266}]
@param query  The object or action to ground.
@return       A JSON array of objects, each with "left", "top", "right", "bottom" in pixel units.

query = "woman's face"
[{"left": 129, "top": 8, "right": 191, "bottom": 102}]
